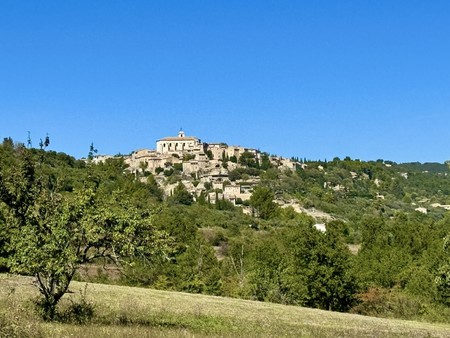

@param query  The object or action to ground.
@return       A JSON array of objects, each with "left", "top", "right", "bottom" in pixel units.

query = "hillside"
[
  {"left": 1, "top": 138, "right": 450, "bottom": 327},
  {"left": 1, "top": 274, "right": 449, "bottom": 338}
]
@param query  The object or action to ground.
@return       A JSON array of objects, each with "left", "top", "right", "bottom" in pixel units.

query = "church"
[{"left": 156, "top": 129, "right": 203, "bottom": 154}]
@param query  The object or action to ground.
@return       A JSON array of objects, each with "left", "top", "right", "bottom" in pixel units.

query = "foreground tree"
[{"left": 0, "top": 144, "right": 169, "bottom": 319}]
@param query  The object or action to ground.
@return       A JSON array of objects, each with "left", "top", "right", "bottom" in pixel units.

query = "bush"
[
  {"left": 60, "top": 284, "right": 95, "bottom": 324},
  {"left": 350, "top": 288, "right": 425, "bottom": 320},
  {"left": 164, "top": 168, "right": 174, "bottom": 177},
  {"left": 32, "top": 283, "right": 95, "bottom": 323},
  {"left": 173, "top": 163, "right": 183, "bottom": 172}
]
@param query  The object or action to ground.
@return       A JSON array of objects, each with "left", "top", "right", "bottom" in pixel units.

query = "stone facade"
[
  {"left": 93, "top": 129, "right": 299, "bottom": 206},
  {"left": 156, "top": 130, "right": 202, "bottom": 154}
]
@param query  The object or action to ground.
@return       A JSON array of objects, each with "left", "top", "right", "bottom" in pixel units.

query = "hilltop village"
[{"left": 93, "top": 130, "right": 298, "bottom": 207}]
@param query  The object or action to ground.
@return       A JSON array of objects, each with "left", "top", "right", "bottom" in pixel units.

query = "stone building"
[
  {"left": 107, "top": 129, "right": 297, "bottom": 205},
  {"left": 125, "top": 148, "right": 183, "bottom": 174},
  {"left": 156, "top": 129, "right": 202, "bottom": 154},
  {"left": 206, "top": 143, "right": 228, "bottom": 160},
  {"left": 91, "top": 155, "right": 113, "bottom": 164}
]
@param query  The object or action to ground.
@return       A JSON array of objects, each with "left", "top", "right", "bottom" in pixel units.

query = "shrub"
[
  {"left": 60, "top": 284, "right": 95, "bottom": 324},
  {"left": 350, "top": 288, "right": 425, "bottom": 320}
]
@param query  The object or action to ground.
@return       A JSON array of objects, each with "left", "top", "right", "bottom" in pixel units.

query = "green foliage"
[
  {"left": 398, "top": 162, "right": 450, "bottom": 174},
  {"left": 183, "top": 153, "right": 196, "bottom": 161},
  {"left": 228, "top": 167, "right": 261, "bottom": 181},
  {"left": 260, "top": 152, "right": 272, "bottom": 170},
  {"left": 0, "top": 144, "right": 169, "bottom": 320},
  {"left": 59, "top": 284, "right": 95, "bottom": 324},
  {"left": 250, "top": 186, "right": 279, "bottom": 219},
  {"left": 246, "top": 233, "right": 288, "bottom": 303},
  {"left": 435, "top": 234, "right": 450, "bottom": 305},
  {"left": 435, "top": 263, "right": 450, "bottom": 305},
  {"left": 173, "top": 163, "right": 183, "bottom": 172},
  {"left": 0, "top": 288, "right": 45, "bottom": 338},
  {"left": 215, "top": 196, "right": 235, "bottom": 211},
  {"left": 3, "top": 136, "right": 450, "bottom": 323},
  {"left": 175, "top": 240, "right": 222, "bottom": 294},
  {"left": 206, "top": 150, "right": 214, "bottom": 160},
  {"left": 164, "top": 168, "right": 174, "bottom": 176},
  {"left": 279, "top": 222, "right": 358, "bottom": 311},
  {"left": 238, "top": 151, "right": 258, "bottom": 168},
  {"left": 351, "top": 288, "right": 425, "bottom": 319},
  {"left": 168, "top": 182, "right": 194, "bottom": 205},
  {"left": 87, "top": 142, "right": 97, "bottom": 161},
  {"left": 223, "top": 219, "right": 359, "bottom": 311},
  {"left": 351, "top": 287, "right": 450, "bottom": 323},
  {"left": 122, "top": 206, "right": 222, "bottom": 295}
]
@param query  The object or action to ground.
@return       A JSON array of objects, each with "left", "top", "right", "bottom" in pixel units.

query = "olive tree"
[{"left": 0, "top": 145, "right": 169, "bottom": 319}]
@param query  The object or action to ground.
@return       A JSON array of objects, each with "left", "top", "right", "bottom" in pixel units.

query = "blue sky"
[{"left": 1, "top": 1, "right": 449, "bottom": 162}]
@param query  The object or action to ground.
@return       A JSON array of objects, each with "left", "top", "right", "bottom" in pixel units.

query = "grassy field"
[{"left": 1, "top": 274, "right": 450, "bottom": 337}]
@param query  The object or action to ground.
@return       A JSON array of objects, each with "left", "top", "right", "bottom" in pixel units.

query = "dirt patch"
[{"left": 77, "top": 264, "right": 122, "bottom": 281}]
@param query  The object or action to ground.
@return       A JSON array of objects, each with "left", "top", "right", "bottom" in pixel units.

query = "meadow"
[{"left": 1, "top": 274, "right": 449, "bottom": 338}]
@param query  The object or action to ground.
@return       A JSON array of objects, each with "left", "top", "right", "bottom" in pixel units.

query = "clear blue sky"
[{"left": 1, "top": 1, "right": 449, "bottom": 163}]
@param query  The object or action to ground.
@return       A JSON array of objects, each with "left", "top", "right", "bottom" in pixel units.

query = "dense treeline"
[{"left": 1, "top": 138, "right": 450, "bottom": 322}]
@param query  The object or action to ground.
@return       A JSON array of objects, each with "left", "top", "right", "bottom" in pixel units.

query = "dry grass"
[{"left": 1, "top": 274, "right": 449, "bottom": 337}]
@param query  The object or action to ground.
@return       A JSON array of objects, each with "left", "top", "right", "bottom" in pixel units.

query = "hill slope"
[{"left": 1, "top": 274, "right": 449, "bottom": 338}]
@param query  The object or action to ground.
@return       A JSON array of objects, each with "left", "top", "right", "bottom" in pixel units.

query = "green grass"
[{"left": 1, "top": 274, "right": 450, "bottom": 337}]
